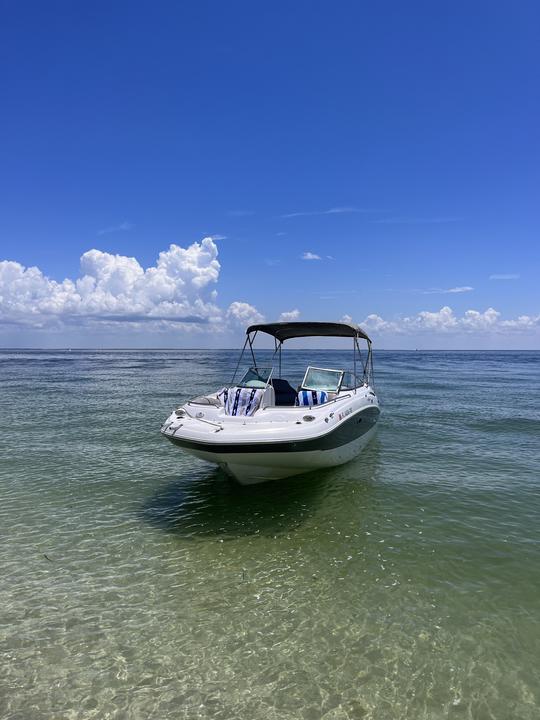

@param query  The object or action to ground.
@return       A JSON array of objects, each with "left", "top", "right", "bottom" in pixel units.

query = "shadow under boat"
[
  {"left": 139, "top": 467, "right": 329, "bottom": 539},
  {"left": 140, "top": 439, "right": 382, "bottom": 540}
]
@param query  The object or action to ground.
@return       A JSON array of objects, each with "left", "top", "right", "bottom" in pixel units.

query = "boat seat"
[
  {"left": 270, "top": 378, "right": 297, "bottom": 406},
  {"left": 296, "top": 389, "right": 328, "bottom": 406},
  {"left": 217, "top": 387, "right": 264, "bottom": 416}
]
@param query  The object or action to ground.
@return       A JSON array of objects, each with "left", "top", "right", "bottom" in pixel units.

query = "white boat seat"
[
  {"left": 296, "top": 389, "right": 328, "bottom": 406},
  {"left": 217, "top": 386, "right": 264, "bottom": 416}
]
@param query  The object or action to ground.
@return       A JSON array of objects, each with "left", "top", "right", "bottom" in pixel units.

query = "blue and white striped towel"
[
  {"left": 295, "top": 390, "right": 328, "bottom": 406},
  {"left": 217, "top": 387, "right": 264, "bottom": 416}
]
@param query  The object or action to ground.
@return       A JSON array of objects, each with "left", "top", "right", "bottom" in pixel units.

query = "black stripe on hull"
[{"left": 163, "top": 406, "right": 379, "bottom": 455}]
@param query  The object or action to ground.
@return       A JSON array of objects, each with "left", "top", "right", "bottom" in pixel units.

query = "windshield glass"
[
  {"left": 238, "top": 366, "right": 273, "bottom": 389},
  {"left": 302, "top": 366, "right": 343, "bottom": 392},
  {"left": 340, "top": 371, "right": 364, "bottom": 390}
]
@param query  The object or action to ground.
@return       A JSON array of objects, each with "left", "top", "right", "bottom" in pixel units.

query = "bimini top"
[{"left": 246, "top": 321, "right": 371, "bottom": 343}]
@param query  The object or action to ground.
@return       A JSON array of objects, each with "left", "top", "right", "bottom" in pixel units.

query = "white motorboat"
[{"left": 161, "top": 321, "right": 380, "bottom": 485}]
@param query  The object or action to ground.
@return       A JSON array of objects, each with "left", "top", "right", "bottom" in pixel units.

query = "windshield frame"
[
  {"left": 301, "top": 366, "right": 344, "bottom": 393},
  {"left": 237, "top": 366, "right": 274, "bottom": 389}
]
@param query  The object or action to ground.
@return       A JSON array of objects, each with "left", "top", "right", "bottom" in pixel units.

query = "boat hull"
[
  {"left": 164, "top": 405, "right": 379, "bottom": 485},
  {"left": 190, "top": 424, "right": 377, "bottom": 484}
]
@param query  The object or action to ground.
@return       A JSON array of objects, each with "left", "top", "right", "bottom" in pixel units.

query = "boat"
[{"left": 160, "top": 321, "right": 380, "bottom": 485}]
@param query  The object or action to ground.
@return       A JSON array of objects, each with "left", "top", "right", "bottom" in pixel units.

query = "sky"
[{"left": 1, "top": 0, "right": 539, "bottom": 348}]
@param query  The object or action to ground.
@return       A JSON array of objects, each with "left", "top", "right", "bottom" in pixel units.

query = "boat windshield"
[
  {"left": 301, "top": 366, "right": 344, "bottom": 392},
  {"left": 238, "top": 366, "right": 273, "bottom": 389},
  {"left": 340, "top": 371, "right": 365, "bottom": 390}
]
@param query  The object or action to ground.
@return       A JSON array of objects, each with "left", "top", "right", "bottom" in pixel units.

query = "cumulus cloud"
[
  {"left": 500, "top": 314, "right": 540, "bottom": 329},
  {"left": 279, "top": 309, "right": 300, "bottom": 321},
  {"left": 1, "top": 238, "right": 537, "bottom": 345},
  {"left": 301, "top": 252, "right": 321, "bottom": 261},
  {"left": 0, "top": 237, "right": 261, "bottom": 333},
  {"left": 226, "top": 301, "right": 264, "bottom": 327},
  {"left": 360, "top": 314, "right": 394, "bottom": 332},
  {"left": 359, "top": 306, "right": 540, "bottom": 335}
]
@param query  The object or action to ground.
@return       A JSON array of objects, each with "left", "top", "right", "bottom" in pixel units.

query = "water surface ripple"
[{"left": 1, "top": 350, "right": 539, "bottom": 719}]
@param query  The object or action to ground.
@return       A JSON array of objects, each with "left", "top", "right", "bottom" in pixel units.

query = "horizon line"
[{"left": 0, "top": 347, "right": 537, "bottom": 352}]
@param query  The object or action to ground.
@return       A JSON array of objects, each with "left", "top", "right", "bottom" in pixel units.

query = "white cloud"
[
  {"left": 281, "top": 207, "right": 364, "bottom": 219},
  {"left": 209, "top": 234, "right": 227, "bottom": 241},
  {"left": 361, "top": 313, "right": 395, "bottom": 332},
  {"left": 0, "top": 237, "right": 262, "bottom": 333},
  {"left": 1, "top": 238, "right": 537, "bottom": 347},
  {"left": 415, "top": 306, "right": 459, "bottom": 330},
  {"left": 500, "top": 314, "right": 540, "bottom": 329},
  {"left": 489, "top": 274, "right": 520, "bottom": 280},
  {"left": 227, "top": 301, "right": 264, "bottom": 327},
  {"left": 97, "top": 221, "right": 134, "bottom": 236},
  {"left": 326, "top": 207, "right": 360, "bottom": 214},
  {"left": 340, "top": 314, "right": 353, "bottom": 324},
  {"left": 371, "top": 217, "right": 458, "bottom": 225},
  {"left": 359, "top": 306, "right": 540, "bottom": 335},
  {"left": 301, "top": 252, "right": 321, "bottom": 261},
  {"left": 447, "top": 286, "right": 474, "bottom": 294},
  {"left": 461, "top": 307, "right": 501, "bottom": 330},
  {"left": 279, "top": 309, "right": 300, "bottom": 321},
  {"left": 420, "top": 286, "right": 474, "bottom": 294}
]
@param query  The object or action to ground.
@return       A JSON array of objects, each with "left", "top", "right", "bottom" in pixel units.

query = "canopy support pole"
[
  {"left": 230, "top": 336, "right": 249, "bottom": 385},
  {"left": 353, "top": 336, "right": 357, "bottom": 393},
  {"left": 368, "top": 340, "right": 375, "bottom": 388},
  {"left": 248, "top": 331, "right": 258, "bottom": 369}
]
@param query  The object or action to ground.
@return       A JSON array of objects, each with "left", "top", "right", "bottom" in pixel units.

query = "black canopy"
[{"left": 246, "top": 321, "right": 371, "bottom": 343}]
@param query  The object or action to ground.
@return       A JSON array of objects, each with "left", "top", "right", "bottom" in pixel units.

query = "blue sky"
[{"left": 1, "top": 1, "right": 539, "bottom": 348}]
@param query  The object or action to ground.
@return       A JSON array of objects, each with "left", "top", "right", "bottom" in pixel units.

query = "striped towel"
[
  {"left": 217, "top": 387, "right": 264, "bottom": 416},
  {"left": 295, "top": 390, "right": 328, "bottom": 406}
]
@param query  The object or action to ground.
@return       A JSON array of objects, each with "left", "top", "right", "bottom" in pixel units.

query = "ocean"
[{"left": 1, "top": 349, "right": 539, "bottom": 719}]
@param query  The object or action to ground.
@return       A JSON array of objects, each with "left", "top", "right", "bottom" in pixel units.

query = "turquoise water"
[{"left": 1, "top": 349, "right": 539, "bottom": 719}]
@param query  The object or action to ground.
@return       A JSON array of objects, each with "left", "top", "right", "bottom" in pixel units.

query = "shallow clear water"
[{"left": 1, "top": 349, "right": 539, "bottom": 720}]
